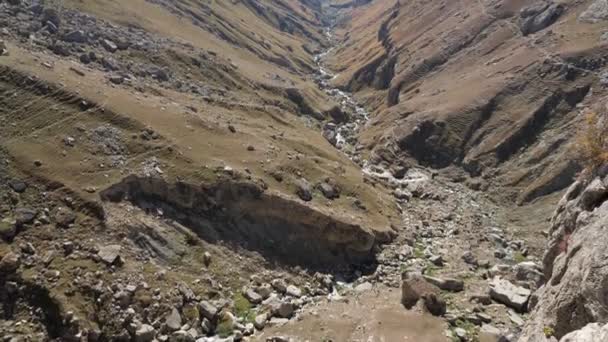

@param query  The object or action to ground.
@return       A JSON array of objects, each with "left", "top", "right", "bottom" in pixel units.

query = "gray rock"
[
  {"left": 580, "top": 0, "right": 608, "bottom": 23},
  {"left": 271, "top": 279, "right": 287, "bottom": 293},
  {"left": 198, "top": 301, "right": 218, "bottom": 321},
  {"left": 429, "top": 255, "right": 443, "bottom": 266},
  {"left": 135, "top": 324, "right": 156, "bottom": 342},
  {"left": 54, "top": 207, "right": 76, "bottom": 228},
  {"left": 0, "top": 252, "right": 20, "bottom": 273},
  {"left": 0, "top": 40, "right": 6, "bottom": 56},
  {"left": 423, "top": 275, "right": 464, "bottom": 292},
  {"left": 243, "top": 288, "right": 263, "bottom": 304},
  {"left": 272, "top": 302, "right": 295, "bottom": 318},
  {"left": 165, "top": 308, "right": 182, "bottom": 331},
  {"left": 480, "top": 324, "right": 508, "bottom": 342},
  {"left": 462, "top": 251, "right": 478, "bottom": 266},
  {"left": 15, "top": 208, "right": 37, "bottom": 226},
  {"left": 109, "top": 75, "right": 124, "bottom": 85},
  {"left": 285, "top": 285, "right": 302, "bottom": 298},
  {"left": 42, "top": 8, "right": 60, "bottom": 28},
  {"left": 254, "top": 313, "right": 268, "bottom": 330},
  {"left": 98, "top": 245, "right": 122, "bottom": 265},
  {"left": 520, "top": 3, "right": 564, "bottom": 35},
  {"left": 354, "top": 282, "right": 373, "bottom": 292},
  {"left": 514, "top": 261, "right": 544, "bottom": 287},
  {"left": 101, "top": 39, "right": 118, "bottom": 53},
  {"left": 63, "top": 30, "right": 87, "bottom": 44},
  {"left": 559, "top": 322, "right": 608, "bottom": 341},
  {"left": 266, "top": 337, "right": 291, "bottom": 342},
  {"left": 8, "top": 179, "right": 26, "bottom": 193},
  {"left": 317, "top": 181, "right": 339, "bottom": 199},
  {"left": 0, "top": 219, "right": 17, "bottom": 241},
  {"left": 519, "top": 173, "right": 608, "bottom": 341},
  {"left": 256, "top": 283, "right": 273, "bottom": 299},
  {"left": 489, "top": 277, "right": 531, "bottom": 312},
  {"left": 295, "top": 178, "right": 313, "bottom": 201}
]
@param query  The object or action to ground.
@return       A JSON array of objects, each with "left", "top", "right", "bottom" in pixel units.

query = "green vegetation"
[
  {"left": 453, "top": 319, "right": 480, "bottom": 342},
  {"left": 514, "top": 252, "right": 527, "bottom": 263},
  {"left": 577, "top": 112, "right": 608, "bottom": 169},
  {"left": 233, "top": 293, "right": 256, "bottom": 323},
  {"left": 414, "top": 242, "right": 425, "bottom": 259},
  {"left": 543, "top": 326, "right": 555, "bottom": 338},
  {"left": 216, "top": 319, "right": 234, "bottom": 338}
]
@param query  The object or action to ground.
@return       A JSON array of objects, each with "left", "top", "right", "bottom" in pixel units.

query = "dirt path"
[{"left": 255, "top": 286, "right": 448, "bottom": 342}]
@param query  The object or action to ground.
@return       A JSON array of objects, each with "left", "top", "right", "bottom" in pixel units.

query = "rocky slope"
[
  {"left": 2, "top": 0, "right": 608, "bottom": 341},
  {"left": 520, "top": 166, "right": 608, "bottom": 341},
  {"left": 327, "top": 0, "right": 608, "bottom": 205}
]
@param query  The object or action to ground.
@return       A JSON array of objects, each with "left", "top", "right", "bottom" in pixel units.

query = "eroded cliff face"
[
  {"left": 520, "top": 166, "right": 608, "bottom": 341},
  {"left": 100, "top": 176, "right": 385, "bottom": 271}
]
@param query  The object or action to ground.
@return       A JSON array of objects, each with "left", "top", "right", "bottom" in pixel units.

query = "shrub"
[{"left": 577, "top": 112, "right": 608, "bottom": 169}]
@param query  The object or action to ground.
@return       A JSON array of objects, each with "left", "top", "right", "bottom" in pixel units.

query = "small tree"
[{"left": 577, "top": 111, "right": 608, "bottom": 169}]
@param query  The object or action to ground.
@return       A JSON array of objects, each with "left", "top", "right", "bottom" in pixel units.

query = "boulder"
[
  {"left": 423, "top": 275, "right": 464, "bottom": 292},
  {"left": 317, "top": 181, "right": 339, "bottom": 199},
  {"left": 243, "top": 288, "right": 263, "bottom": 304},
  {"left": 101, "top": 39, "right": 118, "bottom": 53},
  {"left": 271, "top": 279, "right": 287, "bottom": 293},
  {"left": 165, "top": 308, "right": 182, "bottom": 331},
  {"left": 559, "top": 322, "right": 608, "bottom": 342},
  {"left": 0, "top": 252, "right": 20, "bottom": 273},
  {"left": 480, "top": 324, "right": 508, "bottom": 342},
  {"left": 8, "top": 180, "right": 26, "bottom": 193},
  {"left": 294, "top": 178, "right": 313, "bottom": 201},
  {"left": 15, "top": 208, "right": 37, "bottom": 226},
  {"left": 135, "top": 324, "right": 156, "bottom": 342},
  {"left": 54, "top": 207, "right": 76, "bottom": 228},
  {"left": 272, "top": 302, "right": 295, "bottom": 318},
  {"left": 579, "top": 0, "right": 608, "bottom": 23},
  {"left": 63, "top": 30, "right": 87, "bottom": 44},
  {"left": 198, "top": 301, "right": 218, "bottom": 321},
  {"left": 489, "top": 277, "right": 531, "bottom": 312},
  {"left": 285, "top": 285, "right": 302, "bottom": 298},
  {"left": 0, "top": 219, "right": 17, "bottom": 241},
  {"left": 98, "top": 245, "right": 122, "bottom": 265},
  {"left": 254, "top": 313, "right": 268, "bottom": 330},
  {"left": 41, "top": 8, "right": 61, "bottom": 28},
  {"left": 520, "top": 2, "right": 564, "bottom": 35},
  {"left": 401, "top": 273, "right": 445, "bottom": 316}
]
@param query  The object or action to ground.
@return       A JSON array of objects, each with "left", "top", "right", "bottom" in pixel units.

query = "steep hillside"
[
  {"left": 0, "top": 0, "right": 402, "bottom": 340},
  {"left": 328, "top": 0, "right": 608, "bottom": 206}
]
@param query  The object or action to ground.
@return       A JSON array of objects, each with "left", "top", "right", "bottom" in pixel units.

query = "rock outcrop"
[{"left": 520, "top": 166, "right": 608, "bottom": 340}]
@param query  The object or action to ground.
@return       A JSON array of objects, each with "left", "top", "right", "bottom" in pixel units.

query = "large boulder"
[
  {"left": 519, "top": 2, "right": 564, "bottom": 36},
  {"left": 579, "top": 0, "right": 608, "bottom": 23},
  {"left": 559, "top": 322, "right": 608, "bottom": 342},
  {"left": 294, "top": 178, "right": 313, "bottom": 201},
  {"left": 489, "top": 277, "right": 531, "bottom": 313},
  {"left": 401, "top": 272, "right": 445, "bottom": 316},
  {"left": 520, "top": 171, "right": 608, "bottom": 341}
]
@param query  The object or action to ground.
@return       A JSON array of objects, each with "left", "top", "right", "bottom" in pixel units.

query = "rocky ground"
[{"left": 0, "top": 0, "right": 607, "bottom": 342}]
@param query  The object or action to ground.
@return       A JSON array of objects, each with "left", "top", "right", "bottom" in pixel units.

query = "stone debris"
[{"left": 489, "top": 277, "right": 531, "bottom": 312}]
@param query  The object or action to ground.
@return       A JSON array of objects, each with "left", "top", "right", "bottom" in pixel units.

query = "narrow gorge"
[{"left": 1, "top": 1, "right": 608, "bottom": 342}]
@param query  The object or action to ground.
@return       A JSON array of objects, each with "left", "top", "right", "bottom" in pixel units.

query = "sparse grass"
[
  {"left": 216, "top": 319, "right": 234, "bottom": 338},
  {"left": 577, "top": 112, "right": 608, "bottom": 169},
  {"left": 453, "top": 319, "right": 480, "bottom": 342},
  {"left": 424, "top": 264, "right": 439, "bottom": 276},
  {"left": 514, "top": 252, "right": 526, "bottom": 263},
  {"left": 543, "top": 326, "right": 555, "bottom": 338},
  {"left": 414, "top": 242, "right": 425, "bottom": 259},
  {"left": 233, "top": 293, "right": 255, "bottom": 323}
]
